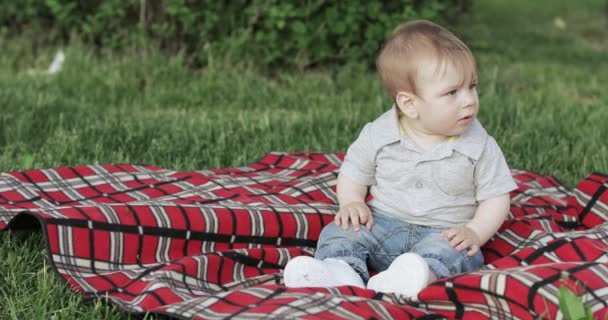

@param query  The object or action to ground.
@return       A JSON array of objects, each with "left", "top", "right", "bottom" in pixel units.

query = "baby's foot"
[
  {"left": 283, "top": 256, "right": 364, "bottom": 288},
  {"left": 366, "top": 253, "right": 430, "bottom": 297},
  {"left": 322, "top": 258, "right": 365, "bottom": 288}
]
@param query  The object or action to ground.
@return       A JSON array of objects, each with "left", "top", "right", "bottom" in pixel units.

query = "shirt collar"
[
  {"left": 372, "top": 106, "right": 402, "bottom": 147},
  {"left": 372, "top": 105, "right": 488, "bottom": 160},
  {"left": 451, "top": 117, "right": 488, "bottom": 160}
]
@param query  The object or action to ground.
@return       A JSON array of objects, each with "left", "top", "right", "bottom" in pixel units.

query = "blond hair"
[{"left": 376, "top": 20, "right": 477, "bottom": 97}]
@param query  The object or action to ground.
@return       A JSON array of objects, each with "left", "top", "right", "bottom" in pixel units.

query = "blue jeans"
[{"left": 315, "top": 211, "right": 484, "bottom": 282}]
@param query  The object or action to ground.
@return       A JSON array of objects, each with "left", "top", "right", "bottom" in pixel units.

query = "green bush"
[{"left": 0, "top": 0, "right": 472, "bottom": 68}]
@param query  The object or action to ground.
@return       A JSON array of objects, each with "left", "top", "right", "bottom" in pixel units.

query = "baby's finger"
[
  {"left": 455, "top": 239, "right": 470, "bottom": 252},
  {"left": 449, "top": 234, "right": 464, "bottom": 248},
  {"left": 334, "top": 210, "right": 342, "bottom": 225},
  {"left": 358, "top": 209, "right": 368, "bottom": 224},
  {"left": 336, "top": 211, "right": 349, "bottom": 228},
  {"left": 365, "top": 212, "right": 374, "bottom": 229},
  {"left": 467, "top": 244, "right": 480, "bottom": 256},
  {"left": 442, "top": 228, "right": 457, "bottom": 240},
  {"left": 340, "top": 211, "right": 352, "bottom": 230},
  {"left": 358, "top": 207, "right": 372, "bottom": 226},
  {"left": 350, "top": 210, "right": 361, "bottom": 231},
  {"left": 334, "top": 210, "right": 345, "bottom": 226}
]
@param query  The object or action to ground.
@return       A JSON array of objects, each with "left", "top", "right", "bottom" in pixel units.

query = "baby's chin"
[{"left": 444, "top": 124, "right": 472, "bottom": 137}]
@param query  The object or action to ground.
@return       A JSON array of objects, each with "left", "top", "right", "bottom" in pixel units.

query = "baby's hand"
[
  {"left": 441, "top": 225, "right": 482, "bottom": 256},
  {"left": 335, "top": 201, "right": 373, "bottom": 231}
]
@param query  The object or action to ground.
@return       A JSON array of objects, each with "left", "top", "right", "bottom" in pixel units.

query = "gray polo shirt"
[{"left": 340, "top": 106, "right": 517, "bottom": 228}]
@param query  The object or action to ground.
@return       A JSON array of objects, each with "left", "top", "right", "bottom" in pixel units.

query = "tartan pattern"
[{"left": 1, "top": 152, "right": 607, "bottom": 319}]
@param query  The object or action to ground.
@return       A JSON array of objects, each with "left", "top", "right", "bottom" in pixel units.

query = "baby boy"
[{"left": 283, "top": 20, "right": 517, "bottom": 297}]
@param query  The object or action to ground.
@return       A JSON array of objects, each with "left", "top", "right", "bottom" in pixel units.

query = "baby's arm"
[
  {"left": 442, "top": 193, "right": 511, "bottom": 256},
  {"left": 466, "top": 193, "right": 511, "bottom": 245},
  {"left": 335, "top": 172, "right": 373, "bottom": 231},
  {"left": 443, "top": 136, "right": 516, "bottom": 255}
]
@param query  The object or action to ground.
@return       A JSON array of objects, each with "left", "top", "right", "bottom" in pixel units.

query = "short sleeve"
[
  {"left": 340, "top": 123, "right": 376, "bottom": 186},
  {"left": 474, "top": 137, "right": 518, "bottom": 201}
]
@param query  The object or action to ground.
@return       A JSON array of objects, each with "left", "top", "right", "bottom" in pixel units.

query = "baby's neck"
[
  {"left": 400, "top": 119, "right": 449, "bottom": 152},
  {"left": 407, "top": 130, "right": 448, "bottom": 152}
]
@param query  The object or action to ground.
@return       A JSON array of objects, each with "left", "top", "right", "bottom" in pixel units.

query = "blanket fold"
[{"left": 1, "top": 152, "right": 607, "bottom": 319}]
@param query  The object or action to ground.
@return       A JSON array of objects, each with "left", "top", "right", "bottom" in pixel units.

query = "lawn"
[{"left": 1, "top": 0, "right": 607, "bottom": 318}]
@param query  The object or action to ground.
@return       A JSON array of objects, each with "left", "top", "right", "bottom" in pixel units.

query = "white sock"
[
  {"left": 322, "top": 258, "right": 365, "bottom": 288},
  {"left": 366, "top": 253, "right": 430, "bottom": 297},
  {"left": 283, "top": 256, "right": 339, "bottom": 288},
  {"left": 283, "top": 256, "right": 364, "bottom": 288}
]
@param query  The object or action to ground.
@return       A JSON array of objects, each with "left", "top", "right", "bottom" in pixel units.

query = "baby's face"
[{"left": 413, "top": 58, "right": 479, "bottom": 138}]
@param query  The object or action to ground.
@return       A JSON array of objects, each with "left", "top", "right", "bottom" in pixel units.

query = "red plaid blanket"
[{"left": 1, "top": 152, "right": 607, "bottom": 319}]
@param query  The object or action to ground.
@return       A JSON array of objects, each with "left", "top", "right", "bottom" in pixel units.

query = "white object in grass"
[{"left": 47, "top": 50, "right": 65, "bottom": 74}]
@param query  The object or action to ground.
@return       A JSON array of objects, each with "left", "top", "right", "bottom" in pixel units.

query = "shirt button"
[{"left": 415, "top": 181, "right": 423, "bottom": 189}]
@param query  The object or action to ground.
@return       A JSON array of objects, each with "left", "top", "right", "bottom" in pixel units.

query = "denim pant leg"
[
  {"left": 410, "top": 227, "right": 484, "bottom": 278},
  {"left": 315, "top": 213, "right": 410, "bottom": 282}
]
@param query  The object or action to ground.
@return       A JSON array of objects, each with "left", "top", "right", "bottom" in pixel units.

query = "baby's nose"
[{"left": 461, "top": 91, "right": 478, "bottom": 108}]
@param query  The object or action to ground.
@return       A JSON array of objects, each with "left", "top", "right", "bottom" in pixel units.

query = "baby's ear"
[{"left": 395, "top": 92, "right": 419, "bottom": 119}]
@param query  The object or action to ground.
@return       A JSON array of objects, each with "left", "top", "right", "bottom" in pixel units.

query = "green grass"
[{"left": 1, "top": 0, "right": 607, "bottom": 318}]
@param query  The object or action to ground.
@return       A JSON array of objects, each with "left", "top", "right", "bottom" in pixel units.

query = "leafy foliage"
[{"left": 0, "top": 0, "right": 471, "bottom": 68}]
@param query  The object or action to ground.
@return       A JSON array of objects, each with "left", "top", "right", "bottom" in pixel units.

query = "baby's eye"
[
  {"left": 446, "top": 89, "right": 458, "bottom": 96},
  {"left": 469, "top": 83, "right": 478, "bottom": 90}
]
